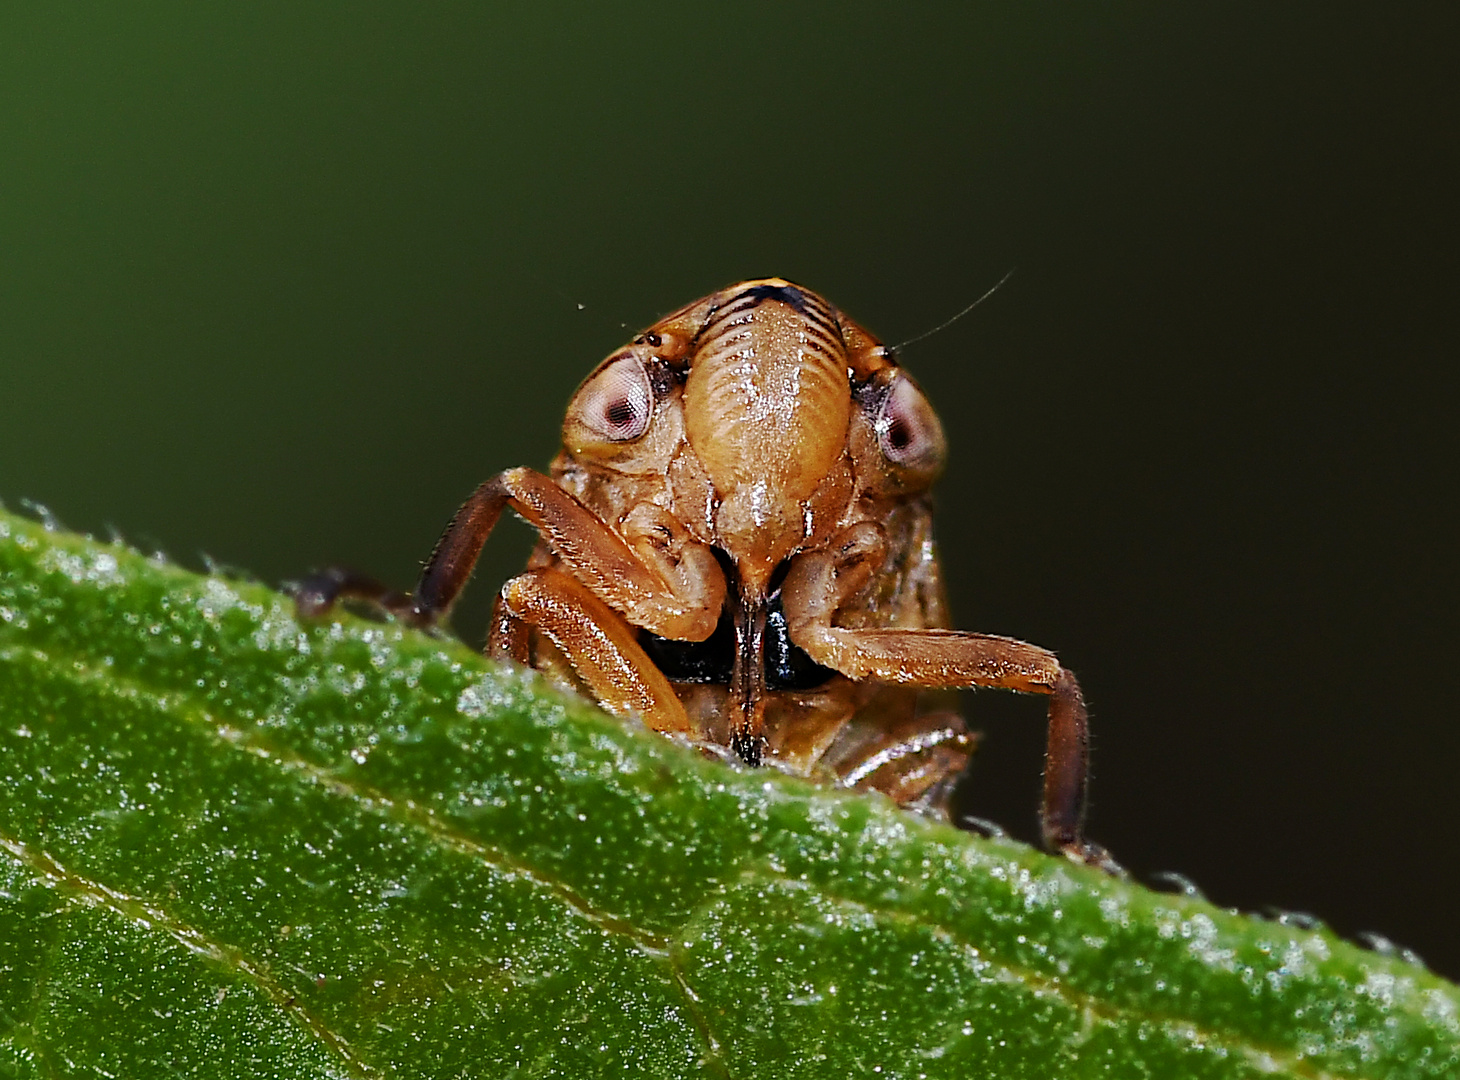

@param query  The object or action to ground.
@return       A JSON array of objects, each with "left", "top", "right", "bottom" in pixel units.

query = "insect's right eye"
[
  {"left": 875, "top": 373, "right": 946, "bottom": 473},
  {"left": 573, "top": 355, "right": 653, "bottom": 442}
]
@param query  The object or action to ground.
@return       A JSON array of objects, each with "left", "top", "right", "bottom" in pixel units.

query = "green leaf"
[{"left": 0, "top": 509, "right": 1455, "bottom": 1079}]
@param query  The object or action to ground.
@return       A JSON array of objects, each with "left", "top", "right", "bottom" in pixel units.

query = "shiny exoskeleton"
[{"left": 299, "top": 279, "right": 1108, "bottom": 864}]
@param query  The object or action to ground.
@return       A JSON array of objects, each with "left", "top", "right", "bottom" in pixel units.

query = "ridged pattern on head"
[{"left": 682, "top": 282, "right": 852, "bottom": 576}]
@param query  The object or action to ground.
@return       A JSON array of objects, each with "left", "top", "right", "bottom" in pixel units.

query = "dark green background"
[{"left": 3, "top": 4, "right": 1456, "bottom": 977}]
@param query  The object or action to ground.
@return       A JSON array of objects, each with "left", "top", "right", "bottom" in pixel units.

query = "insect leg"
[
  {"left": 811, "top": 625, "right": 1100, "bottom": 863},
  {"left": 416, "top": 468, "right": 724, "bottom": 638},
  {"left": 488, "top": 588, "right": 532, "bottom": 665},
  {"left": 782, "top": 541, "right": 1109, "bottom": 867},
  {"left": 822, "top": 706, "right": 977, "bottom": 810},
  {"left": 292, "top": 474, "right": 519, "bottom": 626},
  {"left": 298, "top": 467, "right": 725, "bottom": 640},
  {"left": 292, "top": 567, "right": 421, "bottom": 623},
  {"left": 291, "top": 476, "right": 522, "bottom": 626},
  {"left": 490, "top": 568, "right": 693, "bottom": 736}
]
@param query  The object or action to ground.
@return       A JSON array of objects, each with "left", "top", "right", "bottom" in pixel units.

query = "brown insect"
[{"left": 299, "top": 279, "right": 1108, "bottom": 865}]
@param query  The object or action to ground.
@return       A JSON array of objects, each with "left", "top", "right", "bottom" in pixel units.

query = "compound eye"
[
  {"left": 574, "top": 355, "right": 653, "bottom": 442},
  {"left": 876, "top": 374, "right": 946, "bottom": 472}
]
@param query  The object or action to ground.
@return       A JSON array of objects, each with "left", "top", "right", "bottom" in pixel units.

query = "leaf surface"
[{"left": 0, "top": 510, "right": 1455, "bottom": 1078}]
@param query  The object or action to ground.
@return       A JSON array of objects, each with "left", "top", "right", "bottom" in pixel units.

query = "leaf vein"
[
  {"left": 783, "top": 873, "right": 1357, "bottom": 1080},
  {"left": 0, "top": 834, "right": 381, "bottom": 1080}
]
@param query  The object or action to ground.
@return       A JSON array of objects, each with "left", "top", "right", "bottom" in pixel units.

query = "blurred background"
[{"left": 3, "top": 5, "right": 1457, "bottom": 975}]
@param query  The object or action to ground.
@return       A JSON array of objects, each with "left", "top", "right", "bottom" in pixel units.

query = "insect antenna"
[{"left": 889, "top": 269, "right": 1015, "bottom": 355}]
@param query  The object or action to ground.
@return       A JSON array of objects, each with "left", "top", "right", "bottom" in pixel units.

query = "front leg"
[
  {"left": 782, "top": 528, "right": 1109, "bottom": 867},
  {"left": 418, "top": 468, "right": 725, "bottom": 641},
  {"left": 489, "top": 567, "right": 693, "bottom": 736},
  {"left": 298, "top": 467, "right": 726, "bottom": 643}
]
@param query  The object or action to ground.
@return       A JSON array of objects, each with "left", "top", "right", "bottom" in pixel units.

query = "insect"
[{"left": 298, "top": 279, "right": 1108, "bottom": 865}]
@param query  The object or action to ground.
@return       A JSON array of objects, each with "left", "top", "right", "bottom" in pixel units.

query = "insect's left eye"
[
  {"left": 875, "top": 374, "right": 946, "bottom": 472},
  {"left": 574, "top": 355, "right": 653, "bottom": 442}
]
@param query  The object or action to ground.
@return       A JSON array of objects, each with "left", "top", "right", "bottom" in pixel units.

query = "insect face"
[{"left": 678, "top": 283, "right": 853, "bottom": 595}]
